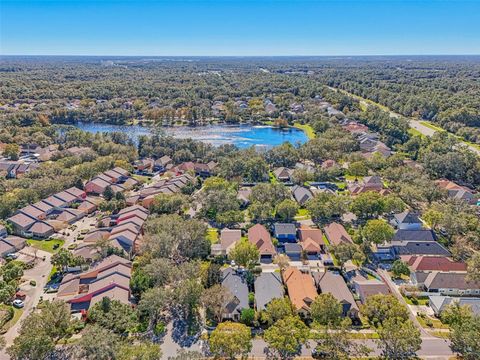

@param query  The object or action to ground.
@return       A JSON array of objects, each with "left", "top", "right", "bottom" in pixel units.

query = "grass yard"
[
  {"left": 293, "top": 123, "right": 316, "bottom": 139},
  {"left": 207, "top": 228, "right": 219, "bottom": 244},
  {"left": 132, "top": 174, "right": 153, "bottom": 184},
  {"left": 345, "top": 175, "right": 364, "bottom": 182},
  {"left": 294, "top": 208, "right": 311, "bottom": 220},
  {"left": 408, "top": 127, "right": 426, "bottom": 138},
  {"left": 417, "top": 315, "right": 449, "bottom": 329},
  {"left": 1, "top": 307, "right": 23, "bottom": 333},
  {"left": 420, "top": 120, "right": 446, "bottom": 132},
  {"left": 403, "top": 295, "right": 429, "bottom": 306},
  {"left": 27, "top": 238, "right": 65, "bottom": 253}
]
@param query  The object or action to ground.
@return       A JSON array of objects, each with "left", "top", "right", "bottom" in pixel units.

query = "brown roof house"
[
  {"left": 298, "top": 226, "right": 324, "bottom": 259},
  {"left": 85, "top": 177, "right": 112, "bottom": 195},
  {"left": 323, "top": 222, "right": 353, "bottom": 246},
  {"left": 28, "top": 221, "right": 55, "bottom": 239},
  {"left": 283, "top": 267, "right": 317, "bottom": 317},
  {"left": 353, "top": 279, "right": 390, "bottom": 304},
  {"left": 57, "top": 255, "right": 132, "bottom": 313},
  {"left": 273, "top": 167, "right": 294, "bottom": 182},
  {"left": 423, "top": 272, "right": 480, "bottom": 296},
  {"left": 211, "top": 229, "right": 242, "bottom": 256},
  {"left": 315, "top": 271, "right": 359, "bottom": 318},
  {"left": 7, "top": 212, "right": 37, "bottom": 237},
  {"left": 248, "top": 224, "right": 276, "bottom": 263}
]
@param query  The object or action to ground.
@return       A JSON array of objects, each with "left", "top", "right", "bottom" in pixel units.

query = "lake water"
[{"left": 75, "top": 123, "right": 308, "bottom": 148}]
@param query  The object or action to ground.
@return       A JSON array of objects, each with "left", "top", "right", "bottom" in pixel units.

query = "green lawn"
[
  {"left": 293, "top": 123, "right": 316, "bottom": 139},
  {"left": 27, "top": 238, "right": 65, "bottom": 253},
  {"left": 132, "top": 174, "right": 153, "bottom": 184},
  {"left": 345, "top": 175, "right": 364, "bottom": 182},
  {"left": 1, "top": 307, "right": 23, "bottom": 333},
  {"left": 419, "top": 120, "right": 446, "bottom": 132},
  {"left": 294, "top": 208, "right": 311, "bottom": 220},
  {"left": 408, "top": 127, "right": 426, "bottom": 138},
  {"left": 417, "top": 315, "right": 449, "bottom": 329},
  {"left": 207, "top": 228, "right": 219, "bottom": 244},
  {"left": 403, "top": 295, "right": 429, "bottom": 306}
]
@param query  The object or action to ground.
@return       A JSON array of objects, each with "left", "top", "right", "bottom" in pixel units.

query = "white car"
[{"left": 12, "top": 299, "right": 25, "bottom": 308}]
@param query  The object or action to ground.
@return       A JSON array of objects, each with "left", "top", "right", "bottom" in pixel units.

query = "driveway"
[{"left": 2, "top": 249, "right": 52, "bottom": 349}]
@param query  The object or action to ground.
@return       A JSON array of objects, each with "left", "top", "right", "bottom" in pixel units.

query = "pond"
[{"left": 74, "top": 123, "right": 308, "bottom": 148}]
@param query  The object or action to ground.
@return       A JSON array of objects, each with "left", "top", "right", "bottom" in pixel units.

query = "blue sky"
[{"left": 1, "top": 0, "right": 479, "bottom": 56}]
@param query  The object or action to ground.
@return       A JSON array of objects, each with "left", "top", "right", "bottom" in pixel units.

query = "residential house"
[
  {"left": 248, "top": 224, "right": 276, "bottom": 263},
  {"left": 254, "top": 272, "right": 284, "bottom": 311},
  {"left": 291, "top": 185, "right": 314, "bottom": 206},
  {"left": 323, "top": 222, "right": 353, "bottom": 246},
  {"left": 0, "top": 236, "right": 26, "bottom": 257},
  {"left": 43, "top": 195, "right": 67, "bottom": 209},
  {"left": 7, "top": 212, "right": 37, "bottom": 237},
  {"left": 28, "top": 221, "right": 55, "bottom": 239},
  {"left": 436, "top": 179, "right": 478, "bottom": 205},
  {"left": 402, "top": 255, "right": 467, "bottom": 285},
  {"left": 347, "top": 175, "right": 384, "bottom": 195},
  {"left": 298, "top": 227, "right": 324, "bottom": 260},
  {"left": 56, "top": 208, "right": 85, "bottom": 224},
  {"left": 211, "top": 229, "right": 241, "bottom": 256},
  {"left": 19, "top": 205, "right": 46, "bottom": 220},
  {"left": 57, "top": 255, "right": 132, "bottom": 312},
  {"left": 283, "top": 267, "right": 317, "bottom": 316},
  {"left": 221, "top": 268, "right": 249, "bottom": 321},
  {"left": 284, "top": 243, "right": 302, "bottom": 261},
  {"left": 315, "top": 271, "right": 359, "bottom": 318},
  {"left": 391, "top": 211, "right": 423, "bottom": 230},
  {"left": 429, "top": 296, "right": 480, "bottom": 317},
  {"left": 273, "top": 223, "right": 297, "bottom": 243},
  {"left": 65, "top": 187, "right": 87, "bottom": 200},
  {"left": 423, "top": 272, "right": 480, "bottom": 296},
  {"left": 273, "top": 167, "right": 294, "bottom": 182},
  {"left": 85, "top": 177, "right": 112, "bottom": 195},
  {"left": 353, "top": 279, "right": 390, "bottom": 304}
]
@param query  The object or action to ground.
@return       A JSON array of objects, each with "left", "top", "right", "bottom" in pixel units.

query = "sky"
[{"left": 1, "top": 0, "right": 479, "bottom": 56}]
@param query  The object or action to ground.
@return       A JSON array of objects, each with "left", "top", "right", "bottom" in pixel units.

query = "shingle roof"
[
  {"left": 254, "top": 272, "right": 284, "bottom": 311},
  {"left": 8, "top": 212, "right": 37, "bottom": 228},
  {"left": 221, "top": 268, "right": 249, "bottom": 314},
  {"left": 393, "top": 229, "right": 436, "bottom": 242},
  {"left": 19, "top": 205, "right": 45, "bottom": 219},
  {"left": 392, "top": 241, "right": 450, "bottom": 256},
  {"left": 424, "top": 272, "right": 480, "bottom": 291},
  {"left": 429, "top": 296, "right": 480, "bottom": 316},
  {"left": 274, "top": 223, "right": 296, "bottom": 236},
  {"left": 317, "top": 271, "right": 359, "bottom": 311},
  {"left": 324, "top": 222, "right": 353, "bottom": 246},
  {"left": 248, "top": 224, "right": 276, "bottom": 256},
  {"left": 354, "top": 279, "right": 389, "bottom": 302},
  {"left": 283, "top": 267, "right": 317, "bottom": 311},
  {"left": 394, "top": 211, "right": 422, "bottom": 225},
  {"left": 402, "top": 255, "right": 467, "bottom": 272}
]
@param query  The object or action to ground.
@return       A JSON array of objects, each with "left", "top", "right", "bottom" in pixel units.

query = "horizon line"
[{"left": 2, "top": 53, "right": 480, "bottom": 58}]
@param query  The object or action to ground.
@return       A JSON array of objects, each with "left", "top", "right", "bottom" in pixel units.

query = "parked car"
[
  {"left": 12, "top": 299, "right": 25, "bottom": 308},
  {"left": 5, "top": 253, "right": 18, "bottom": 260}
]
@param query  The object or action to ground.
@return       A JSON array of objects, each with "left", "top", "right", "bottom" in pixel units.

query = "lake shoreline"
[{"left": 73, "top": 121, "right": 309, "bottom": 148}]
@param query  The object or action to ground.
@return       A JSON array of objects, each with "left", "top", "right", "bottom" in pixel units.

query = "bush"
[
  {"left": 240, "top": 308, "right": 255, "bottom": 326},
  {"left": 154, "top": 322, "right": 165, "bottom": 336}
]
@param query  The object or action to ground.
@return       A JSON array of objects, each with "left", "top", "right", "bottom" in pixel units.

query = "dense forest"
[{"left": 1, "top": 56, "right": 479, "bottom": 142}]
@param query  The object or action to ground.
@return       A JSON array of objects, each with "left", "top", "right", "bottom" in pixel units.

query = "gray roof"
[
  {"left": 394, "top": 211, "right": 422, "bottom": 225},
  {"left": 424, "top": 272, "right": 480, "bottom": 291},
  {"left": 393, "top": 229, "right": 436, "bottom": 242},
  {"left": 317, "top": 271, "right": 359, "bottom": 311},
  {"left": 284, "top": 243, "right": 302, "bottom": 254},
  {"left": 392, "top": 241, "right": 450, "bottom": 256},
  {"left": 292, "top": 185, "right": 313, "bottom": 205},
  {"left": 221, "top": 268, "right": 249, "bottom": 315},
  {"left": 429, "top": 296, "right": 480, "bottom": 316},
  {"left": 274, "top": 223, "right": 296, "bottom": 236},
  {"left": 254, "top": 272, "right": 284, "bottom": 311}
]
